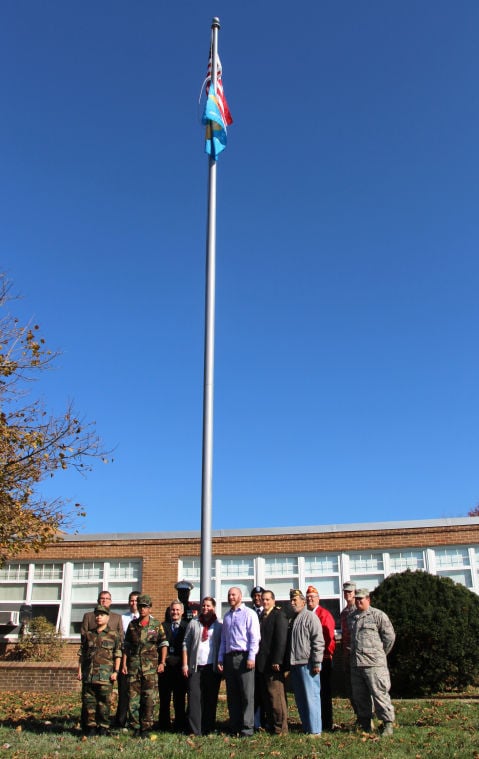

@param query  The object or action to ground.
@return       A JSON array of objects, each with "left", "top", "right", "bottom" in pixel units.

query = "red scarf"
[{"left": 199, "top": 612, "right": 217, "bottom": 641}]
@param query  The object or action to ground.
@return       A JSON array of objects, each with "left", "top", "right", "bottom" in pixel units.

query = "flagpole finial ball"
[{"left": 211, "top": 17, "right": 220, "bottom": 29}]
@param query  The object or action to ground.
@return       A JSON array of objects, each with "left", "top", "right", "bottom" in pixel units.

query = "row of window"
[
  {"left": 0, "top": 545, "right": 477, "bottom": 636},
  {"left": 179, "top": 546, "right": 479, "bottom": 621},
  {"left": 0, "top": 560, "right": 142, "bottom": 636}
]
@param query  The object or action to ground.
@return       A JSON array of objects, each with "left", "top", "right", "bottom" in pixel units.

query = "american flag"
[{"left": 205, "top": 50, "right": 233, "bottom": 127}]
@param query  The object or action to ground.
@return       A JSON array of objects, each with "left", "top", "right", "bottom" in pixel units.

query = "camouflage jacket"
[
  {"left": 79, "top": 626, "right": 122, "bottom": 684},
  {"left": 348, "top": 606, "right": 395, "bottom": 668},
  {"left": 124, "top": 615, "right": 168, "bottom": 675}
]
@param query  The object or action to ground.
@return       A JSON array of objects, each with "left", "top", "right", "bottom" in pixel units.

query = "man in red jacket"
[{"left": 305, "top": 585, "right": 336, "bottom": 731}]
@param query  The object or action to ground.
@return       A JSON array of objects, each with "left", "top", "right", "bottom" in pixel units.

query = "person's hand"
[
  {"left": 246, "top": 659, "right": 255, "bottom": 670},
  {"left": 182, "top": 665, "right": 189, "bottom": 678},
  {"left": 217, "top": 663, "right": 224, "bottom": 673},
  {"left": 157, "top": 662, "right": 165, "bottom": 675}
]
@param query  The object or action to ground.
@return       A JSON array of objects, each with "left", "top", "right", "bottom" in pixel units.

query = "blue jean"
[{"left": 290, "top": 664, "right": 322, "bottom": 734}]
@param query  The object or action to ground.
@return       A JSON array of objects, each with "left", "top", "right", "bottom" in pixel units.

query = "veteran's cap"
[
  {"left": 137, "top": 594, "right": 152, "bottom": 606},
  {"left": 354, "top": 588, "right": 370, "bottom": 599},
  {"left": 289, "top": 588, "right": 305, "bottom": 600}
]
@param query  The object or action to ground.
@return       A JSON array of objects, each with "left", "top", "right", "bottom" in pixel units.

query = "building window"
[
  {"left": 178, "top": 558, "right": 216, "bottom": 604},
  {"left": 389, "top": 550, "right": 425, "bottom": 573},
  {"left": 349, "top": 552, "right": 385, "bottom": 591},
  {"left": 0, "top": 564, "right": 29, "bottom": 582},
  {"left": 433, "top": 547, "right": 473, "bottom": 589},
  {"left": 219, "top": 557, "right": 254, "bottom": 615},
  {"left": 69, "top": 560, "right": 141, "bottom": 635},
  {"left": 264, "top": 556, "right": 299, "bottom": 604},
  {"left": 0, "top": 563, "right": 63, "bottom": 631},
  {"left": 303, "top": 554, "right": 341, "bottom": 625}
]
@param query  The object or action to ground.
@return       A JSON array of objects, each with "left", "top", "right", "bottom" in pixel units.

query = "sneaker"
[{"left": 381, "top": 722, "right": 394, "bottom": 737}]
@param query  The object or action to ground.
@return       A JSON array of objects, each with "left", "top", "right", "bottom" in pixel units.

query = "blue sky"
[{"left": 1, "top": 1, "right": 478, "bottom": 535}]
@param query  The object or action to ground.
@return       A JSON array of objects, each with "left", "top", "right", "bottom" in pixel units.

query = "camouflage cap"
[
  {"left": 343, "top": 582, "right": 357, "bottom": 592},
  {"left": 289, "top": 588, "right": 305, "bottom": 600},
  {"left": 94, "top": 605, "right": 110, "bottom": 615},
  {"left": 137, "top": 594, "right": 152, "bottom": 606},
  {"left": 354, "top": 588, "right": 370, "bottom": 599}
]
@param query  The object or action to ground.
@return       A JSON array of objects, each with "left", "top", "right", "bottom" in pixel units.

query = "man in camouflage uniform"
[
  {"left": 348, "top": 588, "right": 396, "bottom": 737},
  {"left": 78, "top": 604, "right": 122, "bottom": 736},
  {"left": 122, "top": 594, "right": 168, "bottom": 737},
  {"left": 340, "top": 581, "right": 360, "bottom": 716}
]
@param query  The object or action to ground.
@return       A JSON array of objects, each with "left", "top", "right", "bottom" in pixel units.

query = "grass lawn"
[{"left": 0, "top": 692, "right": 477, "bottom": 758}]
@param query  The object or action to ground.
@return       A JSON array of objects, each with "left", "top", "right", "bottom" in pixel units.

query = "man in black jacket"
[
  {"left": 256, "top": 590, "right": 289, "bottom": 734},
  {"left": 158, "top": 600, "right": 188, "bottom": 732}
]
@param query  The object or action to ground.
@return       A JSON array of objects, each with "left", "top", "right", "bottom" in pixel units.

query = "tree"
[
  {"left": 371, "top": 570, "right": 479, "bottom": 696},
  {"left": 468, "top": 505, "right": 479, "bottom": 516},
  {"left": 0, "top": 275, "right": 104, "bottom": 564}
]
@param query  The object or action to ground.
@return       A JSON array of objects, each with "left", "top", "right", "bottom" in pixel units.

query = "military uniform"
[
  {"left": 124, "top": 614, "right": 168, "bottom": 733},
  {"left": 340, "top": 598, "right": 358, "bottom": 713},
  {"left": 79, "top": 625, "right": 122, "bottom": 731},
  {"left": 348, "top": 594, "right": 395, "bottom": 731}
]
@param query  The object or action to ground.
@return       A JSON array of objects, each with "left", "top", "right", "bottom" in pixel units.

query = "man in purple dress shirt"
[{"left": 217, "top": 587, "right": 261, "bottom": 736}]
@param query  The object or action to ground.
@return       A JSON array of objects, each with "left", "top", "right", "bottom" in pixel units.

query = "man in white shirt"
[{"left": 115, "top": 591, "right": 139, "bottom": 727}]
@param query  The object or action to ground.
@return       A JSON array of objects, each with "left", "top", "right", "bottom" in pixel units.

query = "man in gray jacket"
[
  {"left": 288, "top": 589, "right": 324, "bottom": 735},
  {"left": 348, "top": 588, "right": 396, "bottom": 737}
]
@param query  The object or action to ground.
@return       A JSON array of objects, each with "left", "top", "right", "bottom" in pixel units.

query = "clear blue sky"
[{"left": 1, "top": 1, "right": 478, "bottom": 535}]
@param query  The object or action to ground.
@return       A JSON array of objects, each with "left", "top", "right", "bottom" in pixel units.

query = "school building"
[{"left": 1, "top": 515, "right": 479, "bottom": 646}]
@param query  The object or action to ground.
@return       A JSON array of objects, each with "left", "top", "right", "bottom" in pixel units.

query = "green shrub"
[
  {"left": 14, "top": 616, "right": 65, "bottom": 662},
  {"left": 370, "top": 569, "right": 479, "bottom": 696}
]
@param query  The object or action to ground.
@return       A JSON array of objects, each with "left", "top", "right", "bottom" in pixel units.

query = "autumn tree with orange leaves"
[{"left": 0, "top": 275, "right": 104, "bottom": 564}]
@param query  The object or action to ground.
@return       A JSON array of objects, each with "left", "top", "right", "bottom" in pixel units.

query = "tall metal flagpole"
[{"left": 200, "top": 17, "right": 220, "bottom": 600}]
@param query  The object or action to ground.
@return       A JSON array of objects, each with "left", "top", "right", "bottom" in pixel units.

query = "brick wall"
[{"left": 0, "top": 661, "right": 80, "bottom": 693}]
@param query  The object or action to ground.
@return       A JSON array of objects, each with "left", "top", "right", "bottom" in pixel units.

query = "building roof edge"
[{"left": 64, "top": 516, "right": 479, "bottom": 543}]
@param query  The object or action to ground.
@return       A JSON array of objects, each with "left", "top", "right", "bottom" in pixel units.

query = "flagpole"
[{"left": 200, "top": 17, "right": 220, "bottom": 601}]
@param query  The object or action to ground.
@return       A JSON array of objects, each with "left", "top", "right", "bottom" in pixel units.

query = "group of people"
[{"left": 77, "top": 580, "right": 396, "bottom": 739}]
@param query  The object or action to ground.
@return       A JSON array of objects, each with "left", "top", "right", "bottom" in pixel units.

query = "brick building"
[{"left": 1, "top": 516, "right": 479, "bottom": 646}]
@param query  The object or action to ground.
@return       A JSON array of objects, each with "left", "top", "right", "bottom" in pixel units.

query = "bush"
[
  {"left": 14, "top": 616, "right": 65, "bottom": 662},
  {"left": 370, "top": 570, "right": 479, "bottom": 696}
]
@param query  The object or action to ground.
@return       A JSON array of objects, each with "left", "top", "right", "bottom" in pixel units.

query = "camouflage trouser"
[
  {"left": 351, "top": 666, "right": 395, "bottom": 723},
  {"left": 82, "top": 682, "right": 113, "bottom": 729},
  {"left": 128, "top": 671, "right": 158, "bottom": 731}
]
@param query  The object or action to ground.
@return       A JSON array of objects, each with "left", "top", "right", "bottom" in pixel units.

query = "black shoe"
[
  {"left": 97, "top": 727, "right": 111, "bottom": 737},
  {"left": 85, "top": 727, "right": 97, "bottom": 738}
]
